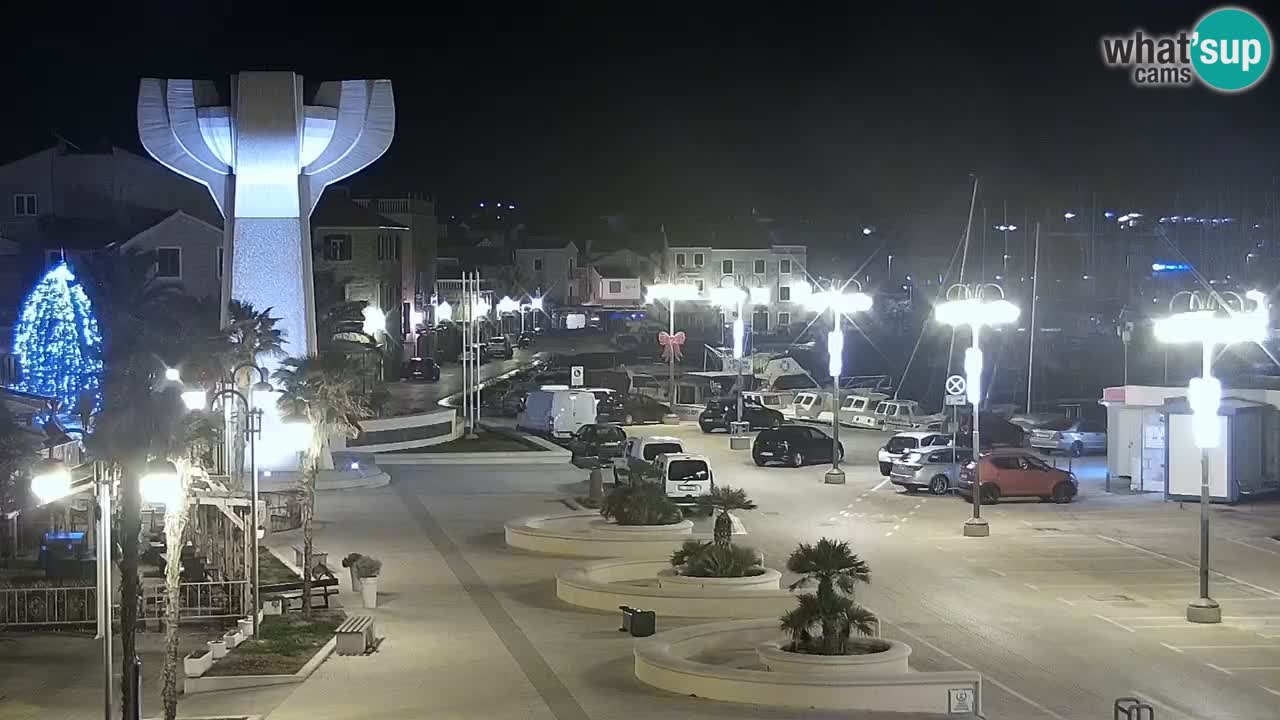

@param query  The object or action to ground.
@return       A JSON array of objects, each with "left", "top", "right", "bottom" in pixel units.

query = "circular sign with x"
[{"left": 945, "top": 374, "right": 967, "bottom": 396}]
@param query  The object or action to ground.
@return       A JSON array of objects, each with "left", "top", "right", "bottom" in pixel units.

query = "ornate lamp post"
[
  {"left": 646, "top": 282, "right": 700, "bottom": 413},
  {"left": 1154, "top": 289, "right": 1269, "bottom": 623},
  {"left": 935, "top": 283, "right": 1019, "bottom": 536},
  {"left": 805, "top": 280, "right": 873, "bottom": 484}
]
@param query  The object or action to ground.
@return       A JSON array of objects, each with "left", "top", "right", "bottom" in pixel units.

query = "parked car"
[
  {"left": 485, "top": 335, "right": 515, "bottom": 359},
  {"left": 612, "top": 435, "right": 685, "bottom": 484},
  {"left": 655, "top": 453, "right": 715, "bottom": 507},
  {"left": 1029, "top": 416, "right": 1106, "bottom": 456},
  {"left": 698, "top": 398, "right": 784, "bottom": 433},
  {"left": 877, "top": 431, "right": 952, "bottom": 475},
  {"left": 628, "top": 373, "right": 664, "bottom": 400},
  {"left": 889, "top": 447, "right": 974, "bottom": 495},
  {"left": 583, "top": 388, "right": 626, "bottom": 423},
  {"left": 968, "top": 412, "right": 1028, "bottom": 449},
  {"left": 403, "top": 357, "right": 441, "bottom": 382},
  {"left": 752, "top": 424, "right": 844, "bottom": 467},
  {"left": 619, "top": 393, "right": 671, "bottom": 424},
  {"left": 517, "top": 332, "right": 534, "bottom": 348},
  {"left": 459, "top": 343, "right": 489, "bottom": 364},
  {"left": 957, "top": 450, "right": 1078, "bottom": 504},
  {"left": 568, "top": 423, "right": 627, "bottom": 460}
]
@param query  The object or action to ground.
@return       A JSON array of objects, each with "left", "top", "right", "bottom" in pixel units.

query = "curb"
[{"left": 183, "top": 637, "right": 335, "bottom": 694}]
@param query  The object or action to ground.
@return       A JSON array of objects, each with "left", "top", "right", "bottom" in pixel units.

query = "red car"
[{"left": 957, "top": 450, "right": 1077, "bottom": 504}]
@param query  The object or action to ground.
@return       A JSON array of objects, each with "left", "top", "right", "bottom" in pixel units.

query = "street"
[{"left": 619, "top": 420, "right": 1280, "bottom": 719}]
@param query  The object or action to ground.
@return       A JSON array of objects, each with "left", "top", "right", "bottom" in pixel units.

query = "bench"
[
  {"left": 335, "top": 615, "right": 376, "bottom": 655},
  {"left": 262, "top": 564, "right": 340, "bottom": 612},
  {"left": 292, "top": 546, "right": 329, "bottom": 572}
]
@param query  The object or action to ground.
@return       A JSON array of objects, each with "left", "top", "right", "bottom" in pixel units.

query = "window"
[
  {"left": 991, "top": 457, "right": 1023, "bottom": 470},
  {"left": 778, "top": 311, "right": 790, "bottom": 326},
  {"left": 324, "top": 234, "right": 352, "bottom": 261},
  {"left": 693, "top": 252, "right": 705, "bottom": 267},
  {"left": 155, "top": 248, "right": 181, "bottom": 278},
  {"left": 534, "top": 258, "right": 543, "bottom": 271},
  {"left": 721, "top": 259, "right": 733, "bottom": 275},
  {"left": 779, "top": 286, "right": 791, "bottom": 302},
  {"left": 13, "top": 194, "right": 36, "bottom": 217},
  {"left": 780, "top": 259, "right": 792, "bottom": 274},
  {"left": 217, "top": 247, "right": 224, "bottom": 278},
  {"left": 568, "top": 258, "right": 575, "bottom": 279},
  {"left": 377, "top": 233, "right": 402, "bottom": 261},
  {"left": 676, "top": 252, "right": 686, "bottom": 267},
  {"left": 753, "top": 259, "right": 765, "bottom": 274},
  {"left": 608, "top": 280, "right": 622, "bottom": 294},
  {"left": 695, "top": 279, "right": 705, "bottom": 292}
]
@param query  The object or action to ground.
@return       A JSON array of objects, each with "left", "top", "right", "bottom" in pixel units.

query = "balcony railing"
[{"left": 0, "top": 585, "right": 100, "bottom": 626}]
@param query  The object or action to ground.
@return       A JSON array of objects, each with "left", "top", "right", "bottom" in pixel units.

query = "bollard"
[{"left": 588, "top": 464, "right": 604, "bottom": 500}]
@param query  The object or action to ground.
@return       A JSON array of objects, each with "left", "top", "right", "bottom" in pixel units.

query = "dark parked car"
[
  {"left": 404, "top": 357, "right": 441, "bottom": 382},
  {"left": 517, "top": 332, "right": 534, "bottom": 348},
  {"left": 620, "top": 393, "right": 672, "bottom": 425},
  {"left": 698, "top": 398, "right": 784, "bottom": 433},
  {"left": 584, "top": 389, "right": 626, "bottom": 424},
  {"left": 459, "top": 343, "right": 489, "bottom": 364},
  {"left": 752, "top": 424, "right": 844, "bottom": 467},
  {"left": 485, "top": 335, "right": 515, "bottom": 359},
  {"left": 568, "top": 423, "right": 627, "bottom": 459}
]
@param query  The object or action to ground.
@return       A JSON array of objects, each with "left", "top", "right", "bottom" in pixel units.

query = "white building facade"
[{"left": 664, "top": 243, "right": 809, "bottom": 332}]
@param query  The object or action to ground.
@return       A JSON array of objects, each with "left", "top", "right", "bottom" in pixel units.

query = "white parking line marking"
[
  {"left": 882, "top": 620, "right": 1071, "bottom": 720},
  {"left": 1024, "top": 583, "right": 1040, "bottom": 591},
  {"left": 1224, "top": 537, "right": 1280, "bottom": 558},
  {"left": 1215, "top": 666, "right": 1280, "bottom": 672},
  {"left": 1206, "top": 663, "right": 1234, "bottom": 675},
  {"left": 1261, "top": 686, "right": 1280, "bottom": 698},
  {"left": 1097, "top": 535, "right": 1280, "bottom": 599},
  {"left": 1058, "top": 598, "right": 1076, "bottom": 606},
  {"left": 987, "top": 568, "right": 1007, "bottom": 577},
  {"left": 872, "top": 479, "right": 890, "bottom": 491},
  {"left": 1093, "top": 614, "right": 1136, "bottom": 632},
  {"left": 1171, "top": 644, "right": 1280, "bottom": 650},
  {"left": 1159, "top": 642, "right": 1184, "bottom": 653}
]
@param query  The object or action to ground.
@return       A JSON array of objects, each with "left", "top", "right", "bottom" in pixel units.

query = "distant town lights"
[
  {"left": 862, "top": 227, "right": 873, "bottom": 236},
  {"left": 994, "top": 224, "right": 1018, "bottom": 232},
  {"left": 1063, "top": 212, "right": 1076, "bottom": 220}
]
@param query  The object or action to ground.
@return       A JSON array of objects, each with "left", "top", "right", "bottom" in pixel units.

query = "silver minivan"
[
  {"left": 1029, "top": 417, "right": 1106, "bottom": 456},
  {"left": 889, "top": 447, "right": 975, "bottom": 495}
]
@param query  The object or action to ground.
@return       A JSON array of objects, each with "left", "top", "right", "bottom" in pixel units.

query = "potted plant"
[
  {"left": 779, "top": 538, "right": 880, "bottom": 656},
  {"left": 238, "top": 616, "right": 254, "bottom": 637},
  {"left": 262, "top": 594, "right": 283, "bottom": 616},
  {"left": 670, "top": 539, "right": 765, "bottom": 578},
  {"left": 341, "top": 552, "right": 364, "bottom": 592},
  {"left": 183, "top": 648, "right": 212, "bottom": 678},
  {"left": 207, "top": 637, "right": 228, "bottom": 660},
  {"left": 223, "top": 628, "right": 244, "bottom": 649},
  {"left": 355, "top": 554, "right": 382, "bottom": 608}
]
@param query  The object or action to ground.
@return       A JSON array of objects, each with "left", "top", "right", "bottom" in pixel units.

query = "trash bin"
[
  {"left": 729, "top": 421, "right": 751, "bottom": 450},
  {"left": 619, "top": 605, "right": 656, "bottom": 637}
]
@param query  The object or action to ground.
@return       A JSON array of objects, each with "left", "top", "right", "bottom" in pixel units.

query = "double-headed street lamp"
[
  {"left": 182, "top": 366, "right": 272, "bottom": 635},
  {"left": 1154, "top": 289, "right": 1269, "bottom": 624},
  {"left": 711, "top": 284, "right": 770, "bottom": 447},
  {"left": 935, "top": 283, "right": 1019, "bottom": 536},
  {"left": 805, "top": 281, "right": 873, "bottom": 484},
  {"left": 646, "top": 282, "right": 701, "bottom": 410}
]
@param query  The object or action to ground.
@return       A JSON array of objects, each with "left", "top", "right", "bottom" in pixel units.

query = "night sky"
[{"left": 2, "top": 2, "right": 1277, "bottom": 227}]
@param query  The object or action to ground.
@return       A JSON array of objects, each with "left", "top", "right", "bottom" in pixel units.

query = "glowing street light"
[
  {"left": 361, "top": 306, "right": 385, "bottom": 335},
  {"left": 805, "top": 281, "right": 873, "bottom": 484},
  {"left": 497, "top": 296, "right": 520, "bottom": 314},
  {"left": 31, "top": 458, "right": 73, "bottom": 505},
  {"left": 1154, "top": 289, "right": 1269, "bottom": 624},
  {"left": 935, "top": 283, "right": 1020, "bottom": 536},
  {"left": 163, "top": 367, "right": 181, "bottom": 382},
  {"left": 435, "top": 300, "right": 453, "bottom": 324}
]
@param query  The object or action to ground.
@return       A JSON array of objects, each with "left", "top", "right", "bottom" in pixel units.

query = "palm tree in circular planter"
[
  {"left": 696, "top": 486, "right": 756, "bottom": 547},
  {"left": 780, "top": 538, "right": 883, "bottom": 655},
  {"left": 599, "top": 482, "right": 682, "bottom": 525}
]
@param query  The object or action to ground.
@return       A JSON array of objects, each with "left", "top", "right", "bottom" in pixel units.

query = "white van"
[
  {"left": 654, "top": 453, "right": 714, "bottom": 507},
  {"left": 516, "top": 389, "right": 597, "bottom": 438}
]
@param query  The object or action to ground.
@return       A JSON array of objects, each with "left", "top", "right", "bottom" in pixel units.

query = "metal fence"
[
  {"left": 0, "top": 585, "right": 99, "bottom": 626},
  {"left": 143, "top": 580, "right": 249, "bottom": 621}
]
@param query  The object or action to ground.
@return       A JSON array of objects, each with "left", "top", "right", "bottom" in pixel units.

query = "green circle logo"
[{"left": 1192, "top": 6, "right": 1272, "bottom": 92}]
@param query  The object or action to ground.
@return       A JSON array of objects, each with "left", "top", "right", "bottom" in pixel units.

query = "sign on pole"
[
  {"left": 945, "top": 374, "right": 967, "bottom": 397},
  {"left": 571, "top": 366, "right": 585, "bottom": 387},
  {"left": 945, "top": 394, "right": 966, "bottom": 406}
]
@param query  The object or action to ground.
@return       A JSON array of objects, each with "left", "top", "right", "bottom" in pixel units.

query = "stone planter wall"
[
  {"left": 656, "top": 567, "right": 781, "bottom": 591},
  {"left": 556, "top": 559, "right": 794, "bottom": 618},
  {"left": 633, "top": 619, "right": 982, "bottom": 714},
  {"left": 505, "top": 512, "right": 704, "bottom": 558}
]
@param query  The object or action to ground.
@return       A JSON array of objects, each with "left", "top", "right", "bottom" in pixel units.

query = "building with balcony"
[
  {"left": 663, "top": 240, "right": 810, "bottom": 335},
  {"left": 353, "top": 194, "right": 440, "bottom": 326}
]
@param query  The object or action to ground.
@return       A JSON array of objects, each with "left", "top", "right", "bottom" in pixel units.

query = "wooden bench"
[
  {"left": 262, "top": 564, "right": 340, "bottom": 613},
  {"left": 292, "top": 546, "right": 329, "bottom": 572},
  {"left": 335, "top": 615, "right": 376, "bottom": 655}
]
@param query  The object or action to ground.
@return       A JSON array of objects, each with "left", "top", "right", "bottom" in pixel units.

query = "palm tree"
[
  {"left": 695, "top": 486, "right": 756, "bottom": 547},
  {"left": 81, "top": 248, "right": 197, "bottom": 720},
  {"left": 782, "top": 538, "right": 876, "bottom": 655},
  {"left": 274, "top": 352, "right": 372, "bottom": 617},
  {"left": 221, "top": 301, "right": 285, "bottom": 484}
]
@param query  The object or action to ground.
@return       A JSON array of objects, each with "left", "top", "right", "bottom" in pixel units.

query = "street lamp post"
[
  {"left": 646, "top": 283, "right": 700, "bottom": 414},
  {"left": 1154, "top": 289, "right": 1269, "bottom": 624},
  {"left": 805, "top": 281, "right": 873, "bottom": 484},
  {"left": 935, "top": 284, "right": 1020, "bottom": 536},
  {"left": 33, "top": 458, "right": 112, "bottom": 720}
]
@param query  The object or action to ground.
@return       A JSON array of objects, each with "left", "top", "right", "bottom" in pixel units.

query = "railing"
[
  {"left": 0, "top": 585, "right": 99, "bottom": 626},
  {"left": 143, "top": 580, "right": 249, "bottom": 621},
  {"left": 263, "top": 491, "right": 303, "bottom": 532}
]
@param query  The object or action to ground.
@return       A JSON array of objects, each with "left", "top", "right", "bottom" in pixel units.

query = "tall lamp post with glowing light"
[
  {"left": 711, "top": 284, "right": 770, "bottom": 447},
  {"left": 805, "top": 281, "right": 873, "bottom": 484},
  {"left": 1154, "top": 289, "right": 1269, "bottom": 624},
  {"left": 32, "top": 458, "right": 112, "bottom": 720},
  {"left": 646, "top": 283, "right": 701, "bottom": 414},
  {"left": 182, "top": 370, "right": 272, "bottom": 636},
  {"left": 935, "top": 284, "right": 1019, "bottom": 535},
  {"left": 497, "top": 296, "right": 520, "bottom": 334}
]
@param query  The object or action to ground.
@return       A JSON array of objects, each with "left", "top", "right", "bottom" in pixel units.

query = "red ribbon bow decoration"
[{"left": 658, "top": 330, "right": 686, "bottom": 362}]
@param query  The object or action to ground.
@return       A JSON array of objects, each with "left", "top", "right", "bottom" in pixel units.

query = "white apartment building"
[
  {"left": 514, "top": 238, "right": 584, "bottom": 304},
  {"left": 664, "top": 243, "right": 809, "bottom": 333}
]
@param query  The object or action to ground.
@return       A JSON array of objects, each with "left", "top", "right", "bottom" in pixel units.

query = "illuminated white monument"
[{"left": 137, "top": 72, "right": 395, "bottom": 358}]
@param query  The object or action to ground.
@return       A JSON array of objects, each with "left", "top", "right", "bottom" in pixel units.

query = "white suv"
[
  {"left": 877, "top": 431, "right": 952, "bottom": 475},
  {"left": 612, "top": 435, "right": 686, "bottom": 484}
]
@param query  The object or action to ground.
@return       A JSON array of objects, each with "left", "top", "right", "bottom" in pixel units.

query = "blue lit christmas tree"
[{"left": 12, "top": 262, "right": 103, "bottom": 414}]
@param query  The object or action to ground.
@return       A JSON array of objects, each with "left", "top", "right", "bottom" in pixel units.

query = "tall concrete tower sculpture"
[{"left": 138, "top": 72, "right": 395, "bottom": 359}]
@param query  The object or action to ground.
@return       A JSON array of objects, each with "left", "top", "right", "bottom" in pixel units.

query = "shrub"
[
  {"left": 353, "top": 555, "right": 382, "bottom": 578},
  {"left": 683, "top": 543, "right": 763, "bottom": 578},
  {"left": 600, "top": 483, "right": 681, "bottom": 526},
  {"left": 779, "top": 538, "right": 878, "bottom": 656},
  {"left": 340, "top": 553, "right": 363, "bottom": 568}
]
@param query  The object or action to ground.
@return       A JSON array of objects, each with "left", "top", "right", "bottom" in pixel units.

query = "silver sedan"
[{"left": 888, "top": 447, "right": 975, "bottom": 495}]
